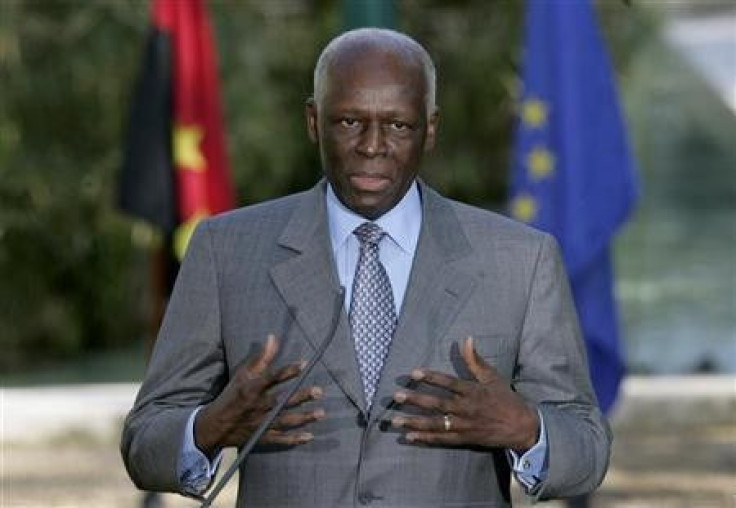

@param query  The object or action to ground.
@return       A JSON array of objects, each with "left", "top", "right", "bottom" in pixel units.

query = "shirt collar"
[{"left": 326, "top": 181, "right": 422, "bottom": 254}]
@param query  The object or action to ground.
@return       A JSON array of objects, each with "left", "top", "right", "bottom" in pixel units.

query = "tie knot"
[{"left": 353, "top": 222, "right": 385, "bottom": 246}]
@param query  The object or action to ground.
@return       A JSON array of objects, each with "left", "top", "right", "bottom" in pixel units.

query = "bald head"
[{"left": 313, "top": 28, "right": 436, "bottom": 115}]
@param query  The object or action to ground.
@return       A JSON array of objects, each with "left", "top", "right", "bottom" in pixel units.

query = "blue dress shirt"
[
  {"left": 178, "top": 181, "right": 548, "bottom": 495},
  {"left": 325, "top": 182, "right": 421, "bottom": 313}
]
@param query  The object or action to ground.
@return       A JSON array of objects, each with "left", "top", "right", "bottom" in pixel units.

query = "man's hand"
[
  {"left": 194, "top": 334, "right": 324, "bottom": 457},
  {"left": 391, "top": 337, "right": 539, "bottom": 452}
]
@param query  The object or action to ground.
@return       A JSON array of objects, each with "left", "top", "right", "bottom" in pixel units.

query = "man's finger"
[
  {"left": 462, "top": 336, "right": 499, "bottom": 384},
  {"left": 404, "top": 431, "right": 464, "bottom": 446},
  {"left": 285, "top": 386, "right": 323, "bottom": 408},
  {"left": 271, "top": 409, "right": 325, "bottom": 430},
  {"left": 392, "top": 414, "right": 467, "bottom": 433},
  {"left": 261, "top": 429, "right": 314, "bottom": 446},
  {"left": 410, "top": 368, "right": 470, "bottom": 395},
  {"left": 393, "top": 389, "right": 456, "bottom": 414},
  {"left": 266, "top": 360, "right": 305, "bottom": 389},
  {"left": 248, "top": 334, "right": 279, "bottom": 374}
]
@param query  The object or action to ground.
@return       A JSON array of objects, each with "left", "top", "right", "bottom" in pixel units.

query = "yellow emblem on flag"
[
  {"left": 527, "top": 146, "right": 555, "bottom": 180},
  {"left": 510, "top": 194, "right": 538, "bottom": 223},
  {"left": 174, "top": 211, "right": 208, "bottom": 260},
  {"left": 521, "top": 98, "right": 548, "bottom": 128},
  {"left": 173, "top": 124, "right": 206, "bottom": 172}
]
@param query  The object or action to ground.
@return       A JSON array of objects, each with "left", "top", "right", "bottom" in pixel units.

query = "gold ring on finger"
[{"left": 443, "top": 414, "right": 452, "bottom": 432}]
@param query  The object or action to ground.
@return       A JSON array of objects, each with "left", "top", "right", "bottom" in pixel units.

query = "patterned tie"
[{"left": 349, "top": 222, "right": 397, "bottom": 409}]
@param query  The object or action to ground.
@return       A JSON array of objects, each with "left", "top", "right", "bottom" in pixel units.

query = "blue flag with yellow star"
[{"left": 509, "top": 0, "right": 638, "bottom": 413}]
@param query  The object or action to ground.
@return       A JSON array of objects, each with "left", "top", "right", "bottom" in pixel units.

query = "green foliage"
[
  {"left": 0, "top": 0, "right": 646, "bottom": 372},
  {"left": 0, "top": 1, "right": 151, "bottom": 371},
  {"left": 402, "top": 0, "right": 524, "bottom": 207},
  {"left": 211, "top": 1, "right": 340, "bottom": 203}
]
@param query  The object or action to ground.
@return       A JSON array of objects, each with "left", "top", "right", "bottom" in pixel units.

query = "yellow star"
[
  {"left": 521, "top": 98, "right": 548, "bottom": 128},
  {"left": 174, "top": 211, "right": 208, "bottom": 260},
  {"left": 510, "top": 194, "right": 538, "bottom": 223},
  {"left": 527, "top": 146, "right": 555, "bottom": 180},
  {"left": 173, "top": 124, "right": 206, "bottom": 172}
]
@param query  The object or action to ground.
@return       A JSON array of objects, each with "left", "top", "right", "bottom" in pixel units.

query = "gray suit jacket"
[{"left": 122, "top": 180, "right": 611, "bottom": 507}]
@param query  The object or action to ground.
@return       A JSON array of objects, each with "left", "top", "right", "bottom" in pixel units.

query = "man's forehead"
[
  {"left": 324, "top": 59, "right": 425, "bottom": 111},
  {"left": 327, "top": 88, "right": 423, "bottom": 117}
]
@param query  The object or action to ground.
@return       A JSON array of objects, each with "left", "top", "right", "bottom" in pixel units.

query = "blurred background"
[{"left": 1, "top": 0, "right": 734, "bottom": 506}]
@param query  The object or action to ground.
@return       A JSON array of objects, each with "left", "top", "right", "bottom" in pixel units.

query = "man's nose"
[{"left": 356, "top": 122, "right": 387, "bottom": 157}]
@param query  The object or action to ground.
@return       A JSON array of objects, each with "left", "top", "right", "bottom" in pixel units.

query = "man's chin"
[
  {"left": 348, "top": 198, "right": 390, "bottom": 220},
  {"left": 332, "top": 182, "right": 395, "bottom": 219}
]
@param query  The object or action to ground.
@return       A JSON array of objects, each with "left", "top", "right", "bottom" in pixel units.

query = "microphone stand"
[{"left": 200, "top": 287, "right": 345, "bottom": 507}]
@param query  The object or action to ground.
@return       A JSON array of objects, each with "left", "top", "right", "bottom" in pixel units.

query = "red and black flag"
[{"left": 119, "top": 0, "right": 235, "bottom": 261}]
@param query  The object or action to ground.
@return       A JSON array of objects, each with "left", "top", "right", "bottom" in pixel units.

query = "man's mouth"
[{"left": 349, "top": 174, "right": 390, "bottom": 192}]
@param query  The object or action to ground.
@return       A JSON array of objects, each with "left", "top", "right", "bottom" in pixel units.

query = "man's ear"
[
  {"left": 424, "top": 108, "right": 440, "bottom": 152},
  {"left": 305, "top": 98, "right": 319, "bottom": 144}
]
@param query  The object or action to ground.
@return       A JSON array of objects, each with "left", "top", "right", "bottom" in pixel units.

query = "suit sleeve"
[
  {"left": 121, "top": 220, "right": 227, "bottom": 493},
  {"left": 512, "top": 234, "right": 612, "bottom": 499}
]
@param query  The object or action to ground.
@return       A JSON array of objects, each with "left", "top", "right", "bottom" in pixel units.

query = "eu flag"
[{"left": 509, "top": 0, "right": 639, "bottom": 412}]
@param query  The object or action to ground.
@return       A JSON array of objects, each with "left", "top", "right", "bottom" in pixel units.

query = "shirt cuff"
[
  {"left": 178, "top": 406, "right": 223, "bottom": 496},
  {"left": 506, "top": 409, "right": 548, "bottom": 495}
]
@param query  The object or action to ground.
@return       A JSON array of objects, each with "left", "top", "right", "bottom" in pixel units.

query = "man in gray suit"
[{"left": 122, "top": 28, "right": 611, "bottom": 507}]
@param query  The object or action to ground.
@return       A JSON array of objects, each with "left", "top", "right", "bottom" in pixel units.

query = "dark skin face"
[{"left": 306, "top": 47, "right": 439, "bottom": 219}]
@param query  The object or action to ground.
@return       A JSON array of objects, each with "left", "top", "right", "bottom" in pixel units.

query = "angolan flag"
[{"left": 119, "top": 0, "right": 235, "bottom": 261}]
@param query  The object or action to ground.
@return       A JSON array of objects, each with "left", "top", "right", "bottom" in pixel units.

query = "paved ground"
[{"left": 2, "top": 377, "right": 735, "bottom": 507}]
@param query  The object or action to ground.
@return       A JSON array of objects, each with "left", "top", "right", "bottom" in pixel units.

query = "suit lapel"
[
  {"left": 269, "top": 182, "right": 365, "bottom": 411},
  {"left": 371, "top": 184, "right": 477, "bottom": 423}
]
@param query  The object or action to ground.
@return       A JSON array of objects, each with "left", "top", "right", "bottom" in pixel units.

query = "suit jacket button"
[{"left": 356, "top": 412, "right": 367, "bottom": 428}]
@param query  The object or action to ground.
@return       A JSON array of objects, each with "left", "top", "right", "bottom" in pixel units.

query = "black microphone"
[{"left": 200, "top": 286, "right": 346, "bottom": 507}]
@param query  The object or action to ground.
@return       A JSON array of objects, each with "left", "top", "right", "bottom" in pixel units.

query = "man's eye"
[
  {"left": 390, "top": 121, "right": 410, "bottom": 131},
  {"left": 340, "top": 118, "right": 359, "bottom": 128}
]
